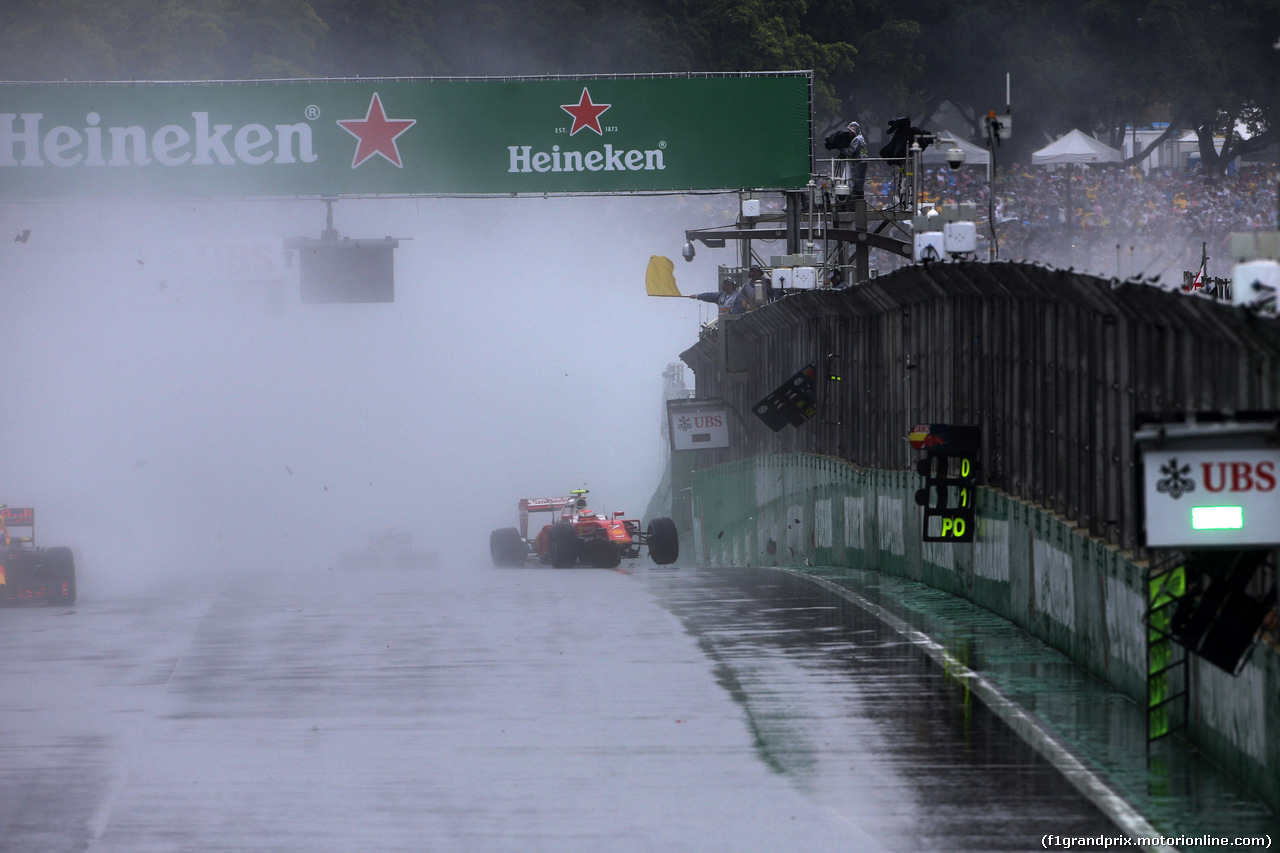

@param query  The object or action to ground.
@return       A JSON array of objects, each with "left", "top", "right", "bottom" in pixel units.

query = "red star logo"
[
  {"left": 337, "top": 93, "right": 416, "bottom": 168},
  {"left": 560, "top": 88, "right": 611, "bottom": 136}
]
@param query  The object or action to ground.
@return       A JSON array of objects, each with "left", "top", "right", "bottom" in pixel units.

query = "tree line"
[{"left": 1, "top": 0, "right": 1275, "bottom": 171}]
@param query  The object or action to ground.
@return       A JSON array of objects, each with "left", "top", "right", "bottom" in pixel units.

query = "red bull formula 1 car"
[
  {"left": 0, "top": 506, "right": 76, "bottom": 605},
  {"left": 490, "top": 489, "right": 679, "bottom": 568}
]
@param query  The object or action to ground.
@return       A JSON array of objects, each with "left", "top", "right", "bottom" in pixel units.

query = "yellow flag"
[{"left": 645, "top": 255, "right": 681, "bottom": 297}]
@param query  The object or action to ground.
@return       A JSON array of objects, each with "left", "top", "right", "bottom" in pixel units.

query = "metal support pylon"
[{"left": 1145, "top": 551, "right": 1189, "bottom": 749}]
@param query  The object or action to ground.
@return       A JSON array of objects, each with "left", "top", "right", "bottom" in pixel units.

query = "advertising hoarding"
[
  {"left": 667, "top": 399, "right": 731, "bottom": 451},
  {"left": 0, "top": 74, "right": 812, "bottom": 200},
  {"left": 1141, "top": 447, "right": 1280, "bottom": 548}
]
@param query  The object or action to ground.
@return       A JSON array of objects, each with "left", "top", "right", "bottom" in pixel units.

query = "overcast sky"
[{"left": 0, "top": 192, "right": 737, "bottom": 587}]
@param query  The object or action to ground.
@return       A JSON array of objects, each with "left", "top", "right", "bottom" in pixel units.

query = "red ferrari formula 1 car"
[
  {"left": 490, "top": 489, "right": 679, "bottom": 568},
  {"left": 0, "top": 506, "right": 76, "bottom": 605}
]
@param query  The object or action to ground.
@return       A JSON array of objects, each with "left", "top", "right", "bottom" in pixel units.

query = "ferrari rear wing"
[
  {"left": 518, "top": 497, "right": 577, "bottom": 539},
  {"left": 518, "top": 497, "right": 575, "bottom": 512}
]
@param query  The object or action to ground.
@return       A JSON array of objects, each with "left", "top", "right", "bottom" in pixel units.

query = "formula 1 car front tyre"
[
  {"left": 490, "top": 528, "right": 526, "bottom": 568},
  {"left": 43, "top": 546, "right": 76, "bottom": 605},
  {"left": 548, "top": 522, "right": 580, "bottom": 568},
  {"left": 646, "top": 518, "right": 679, "bottom": 565}
]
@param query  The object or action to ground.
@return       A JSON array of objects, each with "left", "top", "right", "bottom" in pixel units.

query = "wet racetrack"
[{"left": 0, "top": 561, "right": 1121, "bottom": 852}]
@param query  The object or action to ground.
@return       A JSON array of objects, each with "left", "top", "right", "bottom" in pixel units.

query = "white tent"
[
  {"left": 1032, "top": 129, "right": 1123, "bottom": 165},
  {"left": 920, "top": 130, "right": 989, "bottom": 167}
]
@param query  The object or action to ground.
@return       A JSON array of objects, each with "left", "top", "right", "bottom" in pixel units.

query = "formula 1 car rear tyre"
[
  {"left": 647, "top": 517, "right": 679, "bottom": 565},
  {"left": 548, "top": 522, "right": 579, "bottom": 568},
  {"left": 44, "top": 546, "right": 76, "bottom": 605},
  {"left": 490, "top": 527, "right": 526, "bottom": 568}
]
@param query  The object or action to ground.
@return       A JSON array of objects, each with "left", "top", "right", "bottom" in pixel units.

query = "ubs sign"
[
  {"left": 667, "top": 399, "right": 731, "bottom": 451},
  {"left": 1140, "top": 445, "right": 1280, "bottom": 548}
]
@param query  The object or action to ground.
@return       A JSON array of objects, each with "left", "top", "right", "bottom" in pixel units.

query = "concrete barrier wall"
[{"left": 683, "top": 452, "right": 1279, "bottom": 812}]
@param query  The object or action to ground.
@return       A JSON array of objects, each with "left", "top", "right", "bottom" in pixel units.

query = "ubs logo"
[
  {"left": 1155, "top": 457, "right": 1278, "bottom": 499},
  {"left": 1156, "top": 458, "right": 1195, "bottom": 499}
]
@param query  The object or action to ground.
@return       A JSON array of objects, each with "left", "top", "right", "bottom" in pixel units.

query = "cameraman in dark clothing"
[{"left": 841, "top": 121, "right": 869, "bottom": 200}]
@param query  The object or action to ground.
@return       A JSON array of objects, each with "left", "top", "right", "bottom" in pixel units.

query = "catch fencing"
[{"left": 679, "top": 261, "right": 1280, "bottom": 552}]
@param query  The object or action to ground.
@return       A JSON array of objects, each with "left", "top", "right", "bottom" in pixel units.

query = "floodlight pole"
[
  {"left": 987, "top": 135, "right": 994, "bottom": 262},
  {"left": 909, "top": 140, "right": 922, "bottom": 214},
  {"left": 323, "top": 197, "right": 338, "bottom": 240}
]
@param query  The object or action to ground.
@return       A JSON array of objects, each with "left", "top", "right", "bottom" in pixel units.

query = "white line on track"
[{"left": 85, "top": 588, "right": 225, "bottom": 848}]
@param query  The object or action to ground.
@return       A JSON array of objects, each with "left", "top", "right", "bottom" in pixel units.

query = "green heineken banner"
[{"left": 0, "top": 73, "right": 812, "bottom": 200}]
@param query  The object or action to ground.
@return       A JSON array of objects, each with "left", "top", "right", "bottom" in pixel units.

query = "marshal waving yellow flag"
[{"left": 645, "top": 255, "right": 682, "bottom": 297}]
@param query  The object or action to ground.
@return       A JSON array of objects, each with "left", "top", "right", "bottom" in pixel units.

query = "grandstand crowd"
[{"left": 860, "top": 162, "right": 1279, "bottom": 283}]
